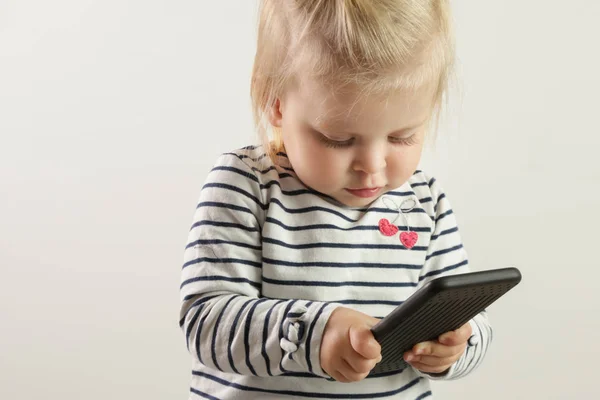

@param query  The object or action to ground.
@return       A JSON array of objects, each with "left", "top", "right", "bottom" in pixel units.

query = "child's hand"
[
  {"left": 320, "top": 307, "right": 382, "bottom": 382},
  {"left": 403, "top": 322, "right": 472, "bottom": 375}
]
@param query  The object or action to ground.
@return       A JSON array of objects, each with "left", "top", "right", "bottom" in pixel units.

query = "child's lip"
[{"left": 345, "top": 187, "right": 382, "bottom": 198}]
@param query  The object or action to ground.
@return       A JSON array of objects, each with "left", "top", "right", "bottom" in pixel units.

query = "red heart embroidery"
[
  {"left": 378, "top": 218, "right": 399, "bottom": 236},
  {"left": 400, "top": 231, "right": 418, "bottom": 249}
]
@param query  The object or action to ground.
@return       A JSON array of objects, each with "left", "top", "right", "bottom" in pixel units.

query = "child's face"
[{"left": 272, "top": 77, "right": 436, "bottom": 207}]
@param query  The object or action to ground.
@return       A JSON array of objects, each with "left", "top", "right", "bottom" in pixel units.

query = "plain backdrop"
[{"left": 1, "top": 1, "right": 599, "bottom": 399}]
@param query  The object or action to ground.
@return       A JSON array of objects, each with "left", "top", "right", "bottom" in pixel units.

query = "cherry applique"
[
  {"left": 379, "top": 196, "right": 419, "bottom": 249},
  {"left": 400, "top": 231, "right": 419, "bottom": 249},
  {"left": 378, "top": 218, "right": 399, "bottom": 236}
]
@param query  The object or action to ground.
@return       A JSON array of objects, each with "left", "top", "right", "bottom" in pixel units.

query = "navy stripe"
[
  {"left": 384, "top": 190, "right": 415, "bottom": 197},
  {"left": 244, "top": 298, "right": 269, "bottom": 376},
  {"left": 185, "top": 304, "right": 202, "bottom": 351},
  {"left": 281, "top": 372, "right": 325, "bottom": 378},
  {"left": 411, "top": 181, "right": 428, "bottom": 188},
  {"left": 224, "top": 152, "right": 268, "bottom": 163},
  {"left": 428, "top": 177, "right": 436, "bottom": 188},
  {"left": 180, "top": 294, "right": 221, "bottom": 327},
  {"left": 455, "top": 322, "right": 480, "bottom": 380},
  {"left": 305, "top": 303, "right": 329, "bottom": 375},
  {"left": 263, "top": 276, "right": 417, "bottom": 288},
  {"left": 186, "top": 239, "right": 262, "bottom": 251},
  {"left": 415, "top": 391, "right": 432, "bottom": 400},
  {"left": 181, "top": 276, "right": 261, "bottom": 290},
  {"left": 211, "top": 295, "right": 240, "bottom": 372},
  {"left": 278, "top": 300, "right": 297, "bottom": 373},
  {"left": 435, "top": 209, "right": 453, "bottom": 222},
  {"left": 192, "top": 369, "right": 423, "bottom": 398},
  {"left": 197, "top": 201, "right": 253, "bottom": 215},
  {"left": 245, "top": 165, "right": 279, "bottom": 175},
  {"left": 203, "top": 185, "right": 421, "bottom": 224},
  {"left": 190, "top": 220, "right": 260, "bottom": 233},
  {"left": 182, "top": 257, "right": 261, "bottom": 270},
  {"left": 430, "top": 227, "right": 458, "bottom": 240},
  {"left": 211, "top": 166, "right": 259, "bottom": 183},
  {"left": 280, "top": 372, "right": 334, "bottom": 382},
  {"left": 470, "top": 319, "right": 486, "bottom": 376},
  {"left": 190, "top": 387, "right": 220, "bottom": 400},
  {"left": 254, "top": 166, "right": 294, "bottom": 179},
  {"left": 182, "top": 293, "right": 219, "bottom": 302},
  {"left": 425, "top": 244, "right": 463, "bottom": 260},
  {"left": 262, "top": 257, "right": 422, "bottom": 270},
  {"left": 269, "top": 198, "right": 355, "bottom": 222},
  {"left": 211, "top": 168, "right": 337, "bottom": 202},
  {"left": 419, "top": 196, "right": 433, "bottom": 204},
  {"left": 262, "top": 299, "right": 286, "bottom": 376},
  {"left": 434, "top": 192, "right": 447, "bottom": 213},
  {"left": 275, "top": 199, "right": 424, "bottom": 221},
  {"left": 262, "top": 182, "right": 341, "bottom": 203},
  {"left": 273, "top": 171, "right": 295, "bottom": 179},
  {"left": 263, "top": 236, "right": 427, "bottom": 251},
  {"left": 265, "top": 217, "right": 431, "bottom": 233},
  {"left": 419, "top": 259, "right": 469, "bottom": 281},
  {"left": 260, "top": 180, "right": 313, "bottom": 195},
  {"left": 250, "top": 164, "right": 276, "bottom": 174},
  {"left": 286, "top": 311, "right": 305, "bottom": 318},
  {"left": 196, "top": 313, "right": 208, "bottom": 364},
  {"left": 283, "top": 369, "right": 408, "bottom": 380},
  {"left": 219, "top": 159, "right": 294, "bottom": 179},
  {"left": 228, "top": 299, "right": 254, "bottom": 374},
  {"left": 362, "top": 206, "right": 427, "bottom": 215},
  {"left": 203, "top": 183, "right": 263, "bottom": 208}
]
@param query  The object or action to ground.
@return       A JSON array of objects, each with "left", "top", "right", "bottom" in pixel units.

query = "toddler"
[{"left": 179, "top": 1, "right": 491, "bottom": 398}]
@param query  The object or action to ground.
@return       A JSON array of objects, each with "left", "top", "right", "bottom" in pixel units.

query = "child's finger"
[
  {"left": 343, "top": 353, "right": 378, "bottom": 375},
  {"left": 410, "top": 354, "right": 460, "bottom": 368},
  {"left": 408, "top": 361, "right": 451, "bottom": 375},
  {"left": 412, "top": 341, "right": 464, "bottom": 358},
  {"left": 404, "top": 340, "right": 434, "bottom": 361},
  {"left": 330, "top": 367, "right": 352, "bottom": 383},
  {"left": 349, "top": 324, "right": 381, "bottom": 360},
  {"left": 439, "top": 322, "right": 472, "bottom": 346},
  {"left": 339, "top": 358, "right": 370, "bottom": 381}
]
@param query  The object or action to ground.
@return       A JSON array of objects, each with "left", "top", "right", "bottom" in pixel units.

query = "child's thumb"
[{"left": 349, "top": 324, "right": 381, "bottom": 360}]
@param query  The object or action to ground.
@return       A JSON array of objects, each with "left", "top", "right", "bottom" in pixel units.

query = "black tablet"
[{"left": 369, "top": 267, "right": 522, "bottom": 375}]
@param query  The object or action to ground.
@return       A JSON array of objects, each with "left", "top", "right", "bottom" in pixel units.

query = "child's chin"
[{"left": 336, "top": 193, "right": 380, "bottom": 208}]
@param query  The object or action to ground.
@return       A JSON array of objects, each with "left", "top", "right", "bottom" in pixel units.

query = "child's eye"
[
  {"left": 389, "top": 134, "right": 418, "bottom": 146},
  {"left": 317, "top": 133, "right": 354, "bottom": 149}
]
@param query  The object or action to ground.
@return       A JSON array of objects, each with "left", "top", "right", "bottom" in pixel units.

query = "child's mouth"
[{"left": 345, "top": 187, "right": 382, "bottom": 198}]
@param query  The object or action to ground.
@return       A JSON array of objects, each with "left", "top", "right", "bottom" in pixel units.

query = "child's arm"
[
  {"left": 179, "top": 153, "right": 340, "bottom": 378},
  {"left": 406, "top": 175, "right": 492, "bottom": 380}
]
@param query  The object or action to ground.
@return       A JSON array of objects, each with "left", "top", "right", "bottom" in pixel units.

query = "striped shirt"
[{"left": 179, "top": 146, "right": 492, "bottom": 399}]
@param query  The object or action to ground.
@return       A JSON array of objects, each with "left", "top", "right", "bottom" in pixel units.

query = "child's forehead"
[{"left": 293, "top": 76, "right": 436, "bottom": 128}]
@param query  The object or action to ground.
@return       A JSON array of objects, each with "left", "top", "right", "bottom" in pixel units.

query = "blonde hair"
[{"left": 250, "top": 0, "right": 455, "bottom": 163}]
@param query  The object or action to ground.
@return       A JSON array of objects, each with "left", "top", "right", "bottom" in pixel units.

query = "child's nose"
[{"left": 352, "top": 148, "right": 387, "bottom": 175}]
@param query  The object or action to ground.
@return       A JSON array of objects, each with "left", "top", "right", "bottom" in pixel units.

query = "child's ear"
[{"left": 268, "top": 98, "right": 283, "bottom": 128}]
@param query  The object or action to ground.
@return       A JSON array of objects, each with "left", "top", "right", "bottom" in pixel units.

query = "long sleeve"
[
  {"left": 414, "top": 176, "right": 493, "bottom": 380},
  {"left": 179, "top": 153, "right": 340, "bottom": 378}
]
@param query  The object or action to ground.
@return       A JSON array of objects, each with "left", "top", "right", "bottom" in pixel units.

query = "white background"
[{"left": 1, "top": 1, "right": 599, "bottom": 399}]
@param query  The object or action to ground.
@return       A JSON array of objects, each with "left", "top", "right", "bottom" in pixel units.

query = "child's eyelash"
[
  {"left": 389, "top": 135, "right": 418, "bottom": 146},
  {"left": 316, "top": 132, "right": 418, "bottom": 148},
  {"left": 318, "top": 134, "right": 354, "bottom": 148}
]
